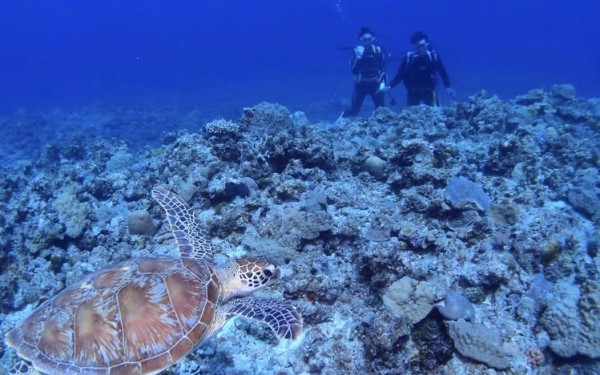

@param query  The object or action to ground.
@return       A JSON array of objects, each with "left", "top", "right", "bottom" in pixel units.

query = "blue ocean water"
[
  {"left": 0, "top": 0, "right": 599, "bottom": 151},
  {"left": 1, "top": 2, "right": 600, "bottom": 374}
]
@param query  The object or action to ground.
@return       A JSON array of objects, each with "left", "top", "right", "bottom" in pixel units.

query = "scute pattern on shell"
[{"left": 6, "top": 256, "right": 221, "bottom": 375}]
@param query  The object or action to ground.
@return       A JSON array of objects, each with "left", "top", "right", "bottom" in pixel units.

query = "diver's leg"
[
  {"left": 422, "top": 89, "right": 436, "bottom": 106},
  {"left": 432, "top": 89, "right": 440, "bottom": 106},
  {"left": 343, "top": 83, "right": 367, "bottom": 117},
  {"left": 407, "top": 90, "right": 419, "bottom": 106}
]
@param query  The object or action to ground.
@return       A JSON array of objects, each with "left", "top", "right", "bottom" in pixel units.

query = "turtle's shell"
[{"left": 6, "top": 256, "right": 221, "bottom": 375}]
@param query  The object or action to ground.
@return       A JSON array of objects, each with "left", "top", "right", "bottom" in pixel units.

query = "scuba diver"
[
  {"left": 340, "top": 27, "right": 391, "bottom": 118},
  {"left": 388, "top": 31, "right": 455, "bottom": 106}
]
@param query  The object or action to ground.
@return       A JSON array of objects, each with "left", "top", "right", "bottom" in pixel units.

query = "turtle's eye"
[{"left": 263, "top": 265, "right": 277, "bottom": 278}]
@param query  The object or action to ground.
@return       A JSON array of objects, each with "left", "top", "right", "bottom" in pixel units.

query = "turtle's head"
[{"left": 220, "top": 257, "right": 281, "bottom": 299}]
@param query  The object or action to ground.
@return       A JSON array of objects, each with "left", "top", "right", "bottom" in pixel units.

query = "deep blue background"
[{"left": 1, "top": 0, "right": 599, "bottom": 118}]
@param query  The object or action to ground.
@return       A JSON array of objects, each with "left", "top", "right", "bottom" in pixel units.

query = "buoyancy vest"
[
  {"left": 404, "top": 50, "right": 439, "bottom": 89},
  {"left": 353, "top": 44, "right": 385, "bottom": 81}
]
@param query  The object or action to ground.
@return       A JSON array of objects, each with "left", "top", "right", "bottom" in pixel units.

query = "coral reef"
[
  {"left": 540, "top": 280, "right": 600, "bottom": 359},
  {"left": 443, "top": 176, "right": 490, "bottom": 212},
  {"left": 0, "top": 85, "right": 599, "bottom": 374},
  {"left": 447, "top": 319, "right": 511, "bottom": 369},
  {"left": 127, "top": 209, "right": 156, "bottom": 236},
  {"left": 436, "top": 292, "right": 475, "bottom": 321}
]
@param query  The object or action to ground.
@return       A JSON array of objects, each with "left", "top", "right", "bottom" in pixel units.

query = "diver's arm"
[
  {"left": 350, "top": 48, "right": 360, "bottom": 74},
  {"left": 389, "top": 58, "right": 407, "bottom": 88},
  {"left": 380, "top": 44, "right": 392, "bottom": 65},
  {"left": 436, "top": 56, "right": 455, "bottom": 98},
  {"left": 437, "top": 57, "right": 451, "bottom": 88}
]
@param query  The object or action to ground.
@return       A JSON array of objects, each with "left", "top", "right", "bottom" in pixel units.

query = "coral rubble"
[{"left": 0, "top": 85, "right": 599, "bottom": 374}]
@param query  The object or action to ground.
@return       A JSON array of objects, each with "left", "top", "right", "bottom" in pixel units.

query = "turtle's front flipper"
[
  {"left": 9, "top": 360, "right": 40, "bottom": 375},
  {"left": 151, "top": 186, "right": 213, "bottom": 262},
  {"left": 224, "top": 297, "right": 302, "bottom": 340}
]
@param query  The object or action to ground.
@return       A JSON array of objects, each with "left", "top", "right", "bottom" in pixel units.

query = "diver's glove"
[
  {"left": 446, "top": 87, "right": 456, "bottom": 99},
  {"left": 376, "top": 85, "right": 391, "bottom": 94}
]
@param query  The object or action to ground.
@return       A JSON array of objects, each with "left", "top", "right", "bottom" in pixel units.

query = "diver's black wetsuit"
[
  {"left": 390, "top": 49, "right": 450, "bottom": 106},
  {"left": 343, "top": 42, "right": 388, "bottom": 117}
]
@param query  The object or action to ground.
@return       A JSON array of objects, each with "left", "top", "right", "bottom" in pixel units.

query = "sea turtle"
[{"left": 6, "top": 187, "right": 302, "bottom": 375}]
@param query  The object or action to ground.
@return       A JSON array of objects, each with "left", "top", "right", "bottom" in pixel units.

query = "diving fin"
[{"left": 333, "top": 111, "right": 345, "bottom": 126}]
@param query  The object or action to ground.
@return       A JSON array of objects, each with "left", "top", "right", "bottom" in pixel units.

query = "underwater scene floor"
[{"left": 0, "top": 85, "right": 599, "bottom": 374}]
